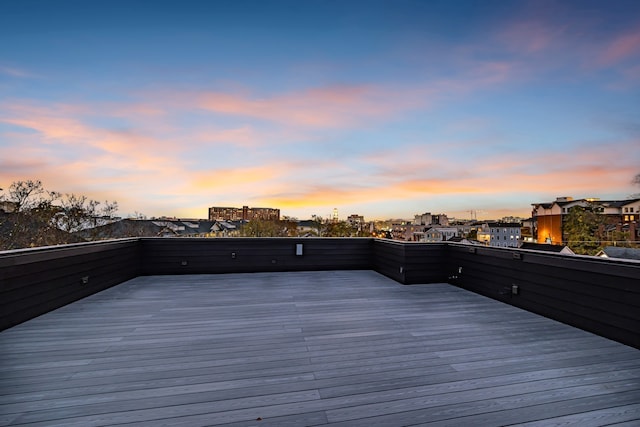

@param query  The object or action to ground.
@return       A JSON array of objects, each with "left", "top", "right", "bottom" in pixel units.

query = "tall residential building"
[{"left": 208, "top": 205, "right": 280, "bottom": 222}]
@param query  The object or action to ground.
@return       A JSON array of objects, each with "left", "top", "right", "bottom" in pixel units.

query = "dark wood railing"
[
  {"left": 1, "top": 238, "right": 638, "bottom": 349},
  {"left": 0, "top": 239, "right": 140, "bottom": 331},
  {"left": 140, "top": 237, "right": 372, "bottom": 275},
  {"left": 446, "top": 243, "right": 640, "bottom": 350}
]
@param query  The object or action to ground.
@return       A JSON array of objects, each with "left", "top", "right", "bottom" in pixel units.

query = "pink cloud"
[
  {"left": 190, "top": 126, "right": 263, "bottom": 148},
  {"left": 346, "top": 138, "right": 640, "bottom": 208},
  {"left": 196, "top": 84, "right": 402, "bottom": 128},
  {"left": 192, "top": 65, "right": 521, "bottom": 129},
  {"left": 599, "top": 29, "right": 640, "bottom": 66}
]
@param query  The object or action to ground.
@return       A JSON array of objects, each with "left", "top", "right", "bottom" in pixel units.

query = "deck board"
[{"left": 1, "top": 270, "right": 639, "bottom": 426}]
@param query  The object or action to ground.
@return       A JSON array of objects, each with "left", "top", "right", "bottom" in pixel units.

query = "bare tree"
[
  {"left": 0, "top": 180, "right": 120, "bottom": 249},
  {"left": 8, "top": 180, "right": 46, "bottom": 211}
]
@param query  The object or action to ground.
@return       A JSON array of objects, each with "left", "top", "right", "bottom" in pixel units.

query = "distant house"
[
  {"left": 297, "top": 220, "right": 320, "bottom": 236},
  {"left": 210, "top": 220, "right": 240, "bottom": 237},
  {"left": 596, "top": 246, "right": 640, "bottom": 261},
  {"left": 520, "top": 242, "right": 575, "bottom": 255},
  {"left": 477, "top": 222, "right": 521, "bottom": 247},
  {"left": 79, "top": 218, "right": 230, "bottom": 239},
  {"left": 447, "top": 236, "right": 477, "bottom": 245},
  {"left": 419, "top": 226, "right": 459, "bottom": 242}
]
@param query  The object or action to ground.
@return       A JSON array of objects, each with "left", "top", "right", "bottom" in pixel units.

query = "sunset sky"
[{"left": 1, "top": 0, "right": 639, "bottom": 220}]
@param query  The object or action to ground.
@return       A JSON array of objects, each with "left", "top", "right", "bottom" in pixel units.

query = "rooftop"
[{"left": 2, "top": 270, "right": 639, "bottom": 426}]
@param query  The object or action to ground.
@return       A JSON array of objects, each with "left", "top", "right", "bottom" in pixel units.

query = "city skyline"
[{"left": 1, "top": 1, "right": 639, "bottom": 220}]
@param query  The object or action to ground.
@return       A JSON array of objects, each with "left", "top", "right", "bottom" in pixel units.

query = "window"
[
  {"left": 625, "top": 207, "right": 629, "bottom": 213},
  {"left": 631, "top": 207, "right": 635, "bottom": 213},
  {"left": 625, "top": 215, "right": 630, "bottom": 222}
]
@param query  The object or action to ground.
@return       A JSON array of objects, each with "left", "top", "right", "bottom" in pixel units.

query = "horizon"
[{"left": 1, "top": 0, "right": 639, "bottom": 221}]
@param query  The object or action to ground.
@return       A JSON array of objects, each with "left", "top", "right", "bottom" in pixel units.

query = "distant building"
[
  {"left": 532, "top": 196, "right": 640, "bottom": 244},
  {"left": 419, "top": 226, "right": 459, "bottom": 242},
  {"left": 520, "top": 242, "right": 574, "bottom": 255},
  {"left": 208, "top": 205, "right": 280, "bottom": 222},
  {"left": 347, "top": 214, "right": 365, "bottom": 227},
  {"left": 477, "top": 222, "right": 521, "bottom": 247},
  {"left": 500, "top": 216, "right": 524, "bottom": 224},
  {"left": 79, "top": 218, "right": 228, "bottom": 239},
  {"left": 391, "top": 221, "right": 411, "bottom": 240},
  {"left": 210, "top": 220, "right": 240, "bottom": 237},
  {"left": 413, "top": 212, "right": 449, "bottom": 226},
  {"left": 297, "top": 220, "right": 320, "bottom": 236},
  {"left": 596, "top": 246, "right": 640, "bottom": 260},
  {"left": 521, "top": 218, "right": 535, "bottom": 243}
]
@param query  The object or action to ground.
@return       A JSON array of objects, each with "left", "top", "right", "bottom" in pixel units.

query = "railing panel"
[
  {"left": 0, "top": 239, "right": 140, "bottom": 330},
  {"left": 447, "top": 243, "right": 640, "bottom": 349},
  {"left": 140, "top": 237, "right": 372, "bottom": 275},
  {"left": 372, "top": 239, "right": 448, "bottom": 284},
  {"left": 2, "top": 238, "right": 638, "bottom": 349}
]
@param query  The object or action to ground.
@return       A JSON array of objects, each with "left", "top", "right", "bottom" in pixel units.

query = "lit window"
[{"left": 625, "top": 215, "right": 630, "bottom": 221}]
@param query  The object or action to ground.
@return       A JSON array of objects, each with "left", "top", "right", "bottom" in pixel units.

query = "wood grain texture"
[{"left": 1, "top": 271, "right": 638, "bottom": 426}]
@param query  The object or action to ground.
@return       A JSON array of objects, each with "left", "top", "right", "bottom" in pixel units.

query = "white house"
[{"left": 477, "top": 222, "right": 521, "bottom": 248}]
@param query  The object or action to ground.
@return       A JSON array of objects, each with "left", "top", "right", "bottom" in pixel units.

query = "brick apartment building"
[{"left": 208, "top": 205, "right": 280, "bottom": 222}]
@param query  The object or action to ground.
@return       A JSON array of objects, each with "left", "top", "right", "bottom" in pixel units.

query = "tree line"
[
  {"left": 0, "top": 180, "right": 119, "bottom": 250},
  {"left": 3, "top": 175, "right": 638, "bottom": 252},
  {"left": 0, "top": 180, "right": 372, "bottom": 249}
]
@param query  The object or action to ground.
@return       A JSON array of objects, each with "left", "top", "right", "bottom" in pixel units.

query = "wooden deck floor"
[{"left": 1, "top": 270, "right": 639, "bottom": 426}]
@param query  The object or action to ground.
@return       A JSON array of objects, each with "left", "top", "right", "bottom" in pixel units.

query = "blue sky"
[{"left": 1, "top": 0, "right": 639, "bottom": 220}]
